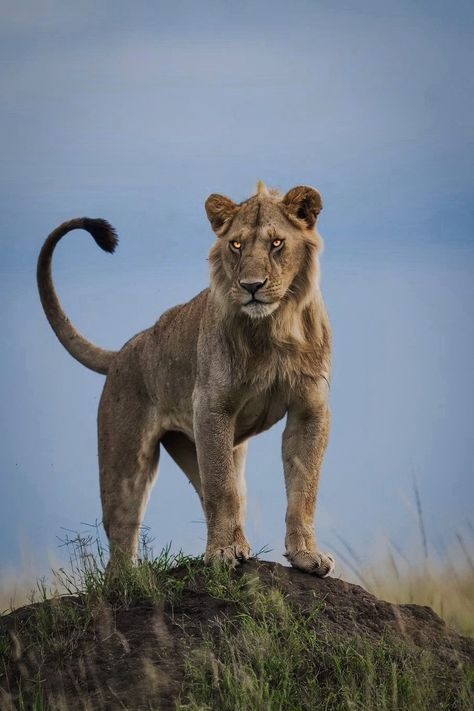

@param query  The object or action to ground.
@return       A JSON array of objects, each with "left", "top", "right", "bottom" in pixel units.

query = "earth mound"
[{"left": 1, "top": 559, "right": 473, "bottom": 710}]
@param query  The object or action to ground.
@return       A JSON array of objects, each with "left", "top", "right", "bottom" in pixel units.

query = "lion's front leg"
[
  {"left": 282, "top": 383, "right": 335, "bottom": 577},
  {"left": 194, "top": 396, "right": 250, "bottom": 566}
]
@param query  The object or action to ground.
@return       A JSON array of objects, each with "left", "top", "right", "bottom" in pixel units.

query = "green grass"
[
  {"left": 177, "top": 565, "right": 473, "bottom": 711},
  {"left": 54, "top": 532, "right": 200, "bottom": 609}
]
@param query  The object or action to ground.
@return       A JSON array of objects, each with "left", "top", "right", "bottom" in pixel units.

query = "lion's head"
[{"left": 205, "top": 182, "right": 323, "bottom": 321}]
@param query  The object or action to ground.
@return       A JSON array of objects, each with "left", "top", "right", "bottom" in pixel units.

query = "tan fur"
[{"left": 37, "top": 184, "right": 335, "bottom": 577}]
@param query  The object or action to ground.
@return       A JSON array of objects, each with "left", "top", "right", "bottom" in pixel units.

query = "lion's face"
[{"left": 206, "top": 184, "right": 323, "bottom": 319}]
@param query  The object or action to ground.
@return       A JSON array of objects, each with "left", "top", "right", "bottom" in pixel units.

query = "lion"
[{"left": 37, "top": 181, "right": 335, "bottom": 577}]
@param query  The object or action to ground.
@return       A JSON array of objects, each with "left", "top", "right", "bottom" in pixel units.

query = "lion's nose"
[{"left": 240, "top": 279, "right": 267, "bottom": 295}]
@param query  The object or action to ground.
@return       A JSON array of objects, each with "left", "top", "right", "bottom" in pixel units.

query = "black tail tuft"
[{"left": 82, "top": 218, "right": 119, "bottom": 253}]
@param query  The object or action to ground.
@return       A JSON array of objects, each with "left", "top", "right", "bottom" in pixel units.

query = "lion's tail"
[{"left": 37, "top": 217, "right": 119, "bottom": 375}]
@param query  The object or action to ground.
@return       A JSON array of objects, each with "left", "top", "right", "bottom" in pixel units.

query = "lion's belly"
[{"left": 234, "top": 390, "right": 288, "bottom": 444}]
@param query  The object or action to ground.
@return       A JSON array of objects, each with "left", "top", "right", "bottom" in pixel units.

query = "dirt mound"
[{"left": 1, "top": 560, "right": 473, "bottom": 710}]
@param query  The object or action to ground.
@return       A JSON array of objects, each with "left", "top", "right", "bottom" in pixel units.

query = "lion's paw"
[
  {"left": 205, "top": 542, "right": 251, "bottom": 568},
  {"left": 284, "top": 549, "right": 335, "bottom": 578}
]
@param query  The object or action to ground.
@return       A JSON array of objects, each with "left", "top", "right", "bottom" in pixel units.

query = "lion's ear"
[
  {"left": 282, "top": 186, "right": 323, "bottom": 229},
  {"left": 205, "top": 194, "right": 238, "bottom": 234}
]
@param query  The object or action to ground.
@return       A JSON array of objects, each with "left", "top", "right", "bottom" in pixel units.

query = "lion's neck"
[{"left": 214, "top": 292, "right": 328, "bottom": 388}]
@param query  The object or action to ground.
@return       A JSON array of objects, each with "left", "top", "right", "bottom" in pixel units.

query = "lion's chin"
[{"left": 240, "top": 301, "right": 280, "bottom": 319}]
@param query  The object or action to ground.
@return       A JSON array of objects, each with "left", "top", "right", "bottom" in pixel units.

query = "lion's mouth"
[
  {"left": 245, "top": 297, "right": 266, "bottom": 306},
  {"left": 241, "top": 299, "right": 279, "bottom": 319}
]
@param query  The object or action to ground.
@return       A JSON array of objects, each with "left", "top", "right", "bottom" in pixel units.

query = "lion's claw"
[
  {"left": 205, "top": 543, "right": 251, "bottom": 568},
  {"left": 285, "top": 550, "right": 335, "bottom": 577}
]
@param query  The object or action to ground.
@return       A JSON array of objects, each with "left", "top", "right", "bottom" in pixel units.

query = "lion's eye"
[
  {"left": 271, "top": 238, "right": 283, "bottom": 249},
  {"left": 230, "top": 240, "right": 241, "bottom": 250}
]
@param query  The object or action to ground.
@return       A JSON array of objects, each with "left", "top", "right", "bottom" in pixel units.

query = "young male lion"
[{"left": 37, "top": 182, "right": 335, "bottom": 577}]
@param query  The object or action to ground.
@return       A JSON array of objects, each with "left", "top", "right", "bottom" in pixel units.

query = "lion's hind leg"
[{"left": 98, "top": 381, "right": 162, "bottom": 571}]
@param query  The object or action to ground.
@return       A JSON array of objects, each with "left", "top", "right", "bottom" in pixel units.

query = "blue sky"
[{"left": 1, "top": 0, "right": 473, "bottom": 574}]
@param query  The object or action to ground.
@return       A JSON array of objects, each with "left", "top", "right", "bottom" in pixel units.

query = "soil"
[{"left": 1, "top": 560, "right": 473, "bottom": 710}]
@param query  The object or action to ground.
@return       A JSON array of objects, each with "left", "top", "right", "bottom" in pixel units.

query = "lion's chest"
[{"left": 234, "top": 387, "right": 288, "bottom": 444}]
